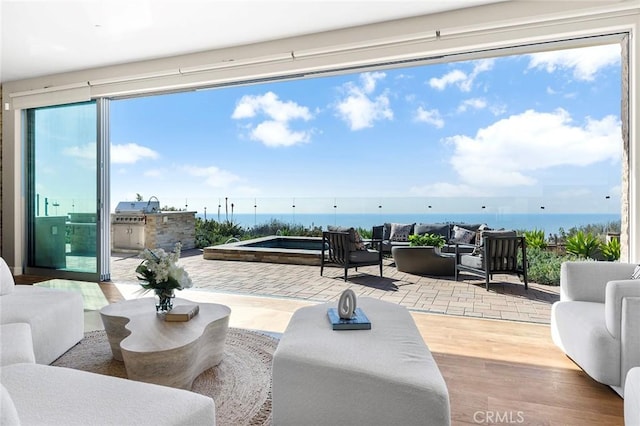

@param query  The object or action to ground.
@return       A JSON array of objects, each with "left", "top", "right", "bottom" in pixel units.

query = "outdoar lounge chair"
[
  {"left": 321, "top": 230, "right": 383, "bottom": 281},
  {"left": 455, "top": 231, "right": 528, "bottom": 290}
]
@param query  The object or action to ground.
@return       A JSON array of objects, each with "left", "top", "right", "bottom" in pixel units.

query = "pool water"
[{"left": 203, "top": 236, "right": 325, "bottom": 266}]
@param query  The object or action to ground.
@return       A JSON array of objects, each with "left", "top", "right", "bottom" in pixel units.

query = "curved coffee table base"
[
  {"left": 100, "top": 298, "right": 231, "bottom": 390},
  {"left": 392, "top": 246, "right": 455, "bottom": 276}
]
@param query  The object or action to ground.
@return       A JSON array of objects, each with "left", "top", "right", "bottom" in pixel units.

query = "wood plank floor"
[{"left": 16, "top": 277, "right": 624, "bottom": 425}]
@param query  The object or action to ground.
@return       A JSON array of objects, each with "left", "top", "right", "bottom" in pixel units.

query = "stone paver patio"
[{"left": 111, "top": 249, "right": 559, "bottom": 324}]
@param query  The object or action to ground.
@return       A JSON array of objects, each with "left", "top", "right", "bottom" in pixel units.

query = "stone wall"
[{"left": 144, "top": 211, "right": 196, "bottom": 252}]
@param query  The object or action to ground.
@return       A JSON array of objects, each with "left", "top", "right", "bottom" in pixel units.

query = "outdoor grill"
[
  {"left": 114, "top": 199, "right": 160, "bottom": 214},
  {"left": 112, "top": 198, "right": 160, "bottom": 251},
  {"left": 111, "top": 197, "right": 196, "bottom": 252}
]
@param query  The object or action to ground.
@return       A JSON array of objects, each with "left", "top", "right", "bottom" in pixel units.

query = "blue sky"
[{"left": 110, "top": 43, "right": 622, "bottom": 215}]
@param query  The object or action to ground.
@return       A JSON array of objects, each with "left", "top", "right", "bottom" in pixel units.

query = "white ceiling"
[{"left": 0, "top": 0, "right": 506, "bottom": 83}]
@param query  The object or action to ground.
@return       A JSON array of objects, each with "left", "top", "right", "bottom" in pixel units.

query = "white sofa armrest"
[
  {"left": 605, "top": 281, "right": 640, "bottom": 338},
  {"left": 560, "top": 261, "right": 637, "bottom": 303},
  {"left": 621, "top": 297, "right": 640, "bottom": 393}
]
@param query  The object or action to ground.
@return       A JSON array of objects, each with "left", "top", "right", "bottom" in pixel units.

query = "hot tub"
[{"left": 203, "top": 236, "right": 324, "bottom": 265}]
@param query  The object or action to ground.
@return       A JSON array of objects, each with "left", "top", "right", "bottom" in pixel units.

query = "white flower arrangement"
[{"left": 136, "top": 242, "right": 193, "bottom": 293}]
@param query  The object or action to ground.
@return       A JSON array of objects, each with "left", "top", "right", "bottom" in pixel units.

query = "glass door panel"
[{"left": 27, "top": 101, "right": 98, "bottom": 275}]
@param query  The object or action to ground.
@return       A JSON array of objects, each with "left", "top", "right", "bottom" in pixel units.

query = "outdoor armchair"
[
  {"left": 321, "top": 231, "right": 383, "bottom": 281},
  {"left": 454, "top": 232, "right": 528, "bottom": 290}
]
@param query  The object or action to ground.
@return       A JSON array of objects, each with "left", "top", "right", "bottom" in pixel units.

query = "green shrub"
[
  {"left": 523, "top": 229, "right": 547, "bottom": 249},
  {"left": 601, "top": 237, "right": 621, "bottom": 261},
  {"left": 409, "top": 233, "right": 446, "bottom": 247},
  {"left": 195, "top": 218, "right": 245, "bottom": 248},
  {"left": 565, "top": 231, "right": 602, "bottom": 259},
  {"left": 357, "top": 227, "right": 372, "bottom": 239},
  {"left": 247, "top": 219, "right": 322, "bottom": 238},
  {"left": 526, "top": 247, "right": 578, "bottom": 285}
]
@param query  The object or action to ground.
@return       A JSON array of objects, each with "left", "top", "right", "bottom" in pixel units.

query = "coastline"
[{"left": 198, "top": 212, "right": 620, "bottom": 235}]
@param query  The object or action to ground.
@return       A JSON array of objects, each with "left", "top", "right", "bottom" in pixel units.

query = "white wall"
[{"left": 2, "top": 0, "right": 639, "bottom": 272}]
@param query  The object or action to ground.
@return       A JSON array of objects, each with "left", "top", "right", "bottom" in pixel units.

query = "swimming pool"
[{"left": 203, "top": 236, "right": 324, "bottom": 265}]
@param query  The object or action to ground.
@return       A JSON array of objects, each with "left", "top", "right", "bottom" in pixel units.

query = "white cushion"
[
  {"left": 0, "top": 257, "right": 15, "bottom": 295},
  {"left": 0, "top": 324, "right": 35, "bottom": 366},
  {"left": 0, "top": 384, "right": 21, "bottom": 426},
  {"left": 1, "top": 363, "right": 216, "bottom": 426}
]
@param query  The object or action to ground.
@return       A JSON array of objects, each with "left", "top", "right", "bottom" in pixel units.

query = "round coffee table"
[
  {"left": 391, "top": 246, "right": 455, "bottom": 276},
  {"left": 100, "top": 297, "right": 231, "bottom": 390}
]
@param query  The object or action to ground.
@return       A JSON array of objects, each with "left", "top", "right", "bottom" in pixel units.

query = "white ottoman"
[
  {"left": 626, "top": 367, "right": 640, "bottom": 425},
  {"left": 272, "top": 297, "right": 450, "bottom": 426},
  {"left": 0, "top": 323, "right": 36, "bottom": 366}
]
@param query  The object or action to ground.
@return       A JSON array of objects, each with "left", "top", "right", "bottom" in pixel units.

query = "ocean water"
[{"left": 199, "top": 212, "right": 620, "bottom": 235}]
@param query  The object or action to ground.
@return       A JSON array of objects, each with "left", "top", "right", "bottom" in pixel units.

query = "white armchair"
[{"left": 551, "top": 261, "right": 640, "bottom": 396}]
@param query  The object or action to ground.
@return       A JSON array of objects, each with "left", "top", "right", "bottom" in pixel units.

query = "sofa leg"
[{"left": 344, "top": 268, "right": 348, "bottom": 281}]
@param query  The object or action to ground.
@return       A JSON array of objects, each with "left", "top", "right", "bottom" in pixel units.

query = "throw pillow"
[
  {"left": 352, "top": 229, "right": 366, "bottom": 251},
  {"left": 450, "top": 225, "right": 475, "bottom": 245},
  {"left": 414, "top": 223, "right": 450, "bottom": 239},
  {"left": 389, "top": 223, "right": 413, "bottom": 242},
  {"left": 327, "top": 226, "right": 366, "bottom": 251},
  {"left": 632, "top": 265, "right": 640, "bottom": 279},
  {"left": 474, "top": 224, "right": 492, "bottom": 248}
]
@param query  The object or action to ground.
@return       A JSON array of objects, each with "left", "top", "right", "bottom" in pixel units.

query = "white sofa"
[
  {"left": 0, "top": 257, "right": 84, "bottom": 364},
  {"left": 551, "top": 261, "right": 640, "bottom": 396},
  {"left": 0, "top": 323, "right": 216, "bottom": 426},
  {"left": 0, "top": 265, "right": 217, "bottom": 426},
  {"left": 2, "top": 363, "right": 216, "bottom": 426},
  {"left": 626, "top": 367, "right": 640, "bottom": 425}
]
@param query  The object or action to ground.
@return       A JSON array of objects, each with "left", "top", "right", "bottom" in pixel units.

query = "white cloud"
[
  {"left": 111, "top": 143, "right": 159, "bottom": 164},
  {"left": 409, "top": 182, "right": 484, "bottom": 197},
  {"left": 429, "top": 69, "right": 467, "bottom": 91},
  {"left": 335, "top": 72, "right": 393, "bottom": 130},
  {"left": 183, "top": 165, "right": 240, "bottom": 188},
  {"left": 63, "top": 142, "right": 96, "bottom": 160},
  {"left": 489, "top": 103, "right": 507, "bottom": 116},
  {"left": 444, "top": 109, "right": 621, "bottom": 188},
  {"left": 527, "top": 44, "right": 620, "bottom": 81},
  {"left": 361, "top": 71, "right": 386, "bottom": 94},
  {"left": 414, "top": 107, "right": 444, "bottom": 128},
  {"left": 144, "top": 169, "right": 162, "bottom": 178},
  {"left": 457, "top": 98, "right": 487, "bottom": 113},
  {"left": 231, "top": 91, "right": 313, "bottom": 147},
  {"left": 251, "top": 120, "right": 311, "bottom": 147},
  {"left": 429, "top": 59, "right": 495, "bottom": 92}
]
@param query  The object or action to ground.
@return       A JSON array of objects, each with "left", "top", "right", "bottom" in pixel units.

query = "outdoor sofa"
[{"left": 374, "top": 222, "right": 486, "bottom": 254}]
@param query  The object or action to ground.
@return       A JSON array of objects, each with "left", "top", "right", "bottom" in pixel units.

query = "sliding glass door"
[{"left": 26, "top": 101, "right": 108, "bottom": 280}]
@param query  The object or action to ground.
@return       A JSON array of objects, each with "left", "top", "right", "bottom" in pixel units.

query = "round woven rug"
[{"left": 52, "top": 328, "right": 277, "bottom": 426}]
